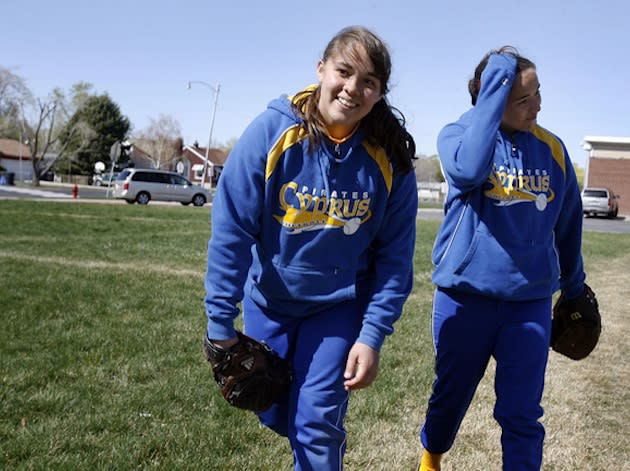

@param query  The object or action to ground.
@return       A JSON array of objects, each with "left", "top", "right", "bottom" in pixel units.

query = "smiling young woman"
[
  {"left": 315, "top": 44, "right": 383, "bottom": 139},
  {"left": 202, "top": 26, "right": 418, "bottom": 471}
]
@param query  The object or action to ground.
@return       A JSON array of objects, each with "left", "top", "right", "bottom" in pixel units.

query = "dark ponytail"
[{"left": 469, "top": 46, "right": 536, "bottom": 106}]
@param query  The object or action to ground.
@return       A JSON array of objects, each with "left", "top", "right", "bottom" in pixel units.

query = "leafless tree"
[
  {"left": 414, "top": 154, "right": 443, "bottom": 183},
  {"left": 20, "top": 88, "right": 95, "bottom": 186},
  {"left": 1, "top": 66, "right": 95, "bottom": 186},
  {"left": 135, "top": 114, "right": 183, "bottom": 169},
  {"left": 0, "top": 67, "right": 31, "bottom": 140}
]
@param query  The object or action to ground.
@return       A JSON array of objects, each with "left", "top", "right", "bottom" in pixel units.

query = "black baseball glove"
[
  {"left": 203, "top": 331, "right": 292, "bottom": 412},
  {"left": 551, "top": 283, "right": 601, "bottom": 360}
]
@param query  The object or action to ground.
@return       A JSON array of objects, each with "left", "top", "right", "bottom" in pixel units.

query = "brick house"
[
  {"left": 582, "top": 136, "right": 630, "bottom": 216},
  {"left": 173, "top": 142, "right": 228, "bottom": 187},
  {"left": 128, "top": 140, "right": 227, "bottom": 187}
]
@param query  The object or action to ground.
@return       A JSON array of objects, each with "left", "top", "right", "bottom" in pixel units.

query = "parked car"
[
  {"left": 113, "top": 168, "right": 211, "bottom": 206},
  {"left": 581, "top": 187, "right": 619, "bottom": 218},
  {"left": 93, "top": 172, "right": 119, "bottom": 186}
]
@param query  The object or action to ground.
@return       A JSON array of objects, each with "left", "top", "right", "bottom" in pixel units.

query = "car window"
[
  {"left": 154, "top": 173, "right": 171, "bottom": 184},
  {"left": 132, "top": 172, "right": 149, "bottom": 182},
  {"left": 117, "top": 170, "right": 131, "bottom": 181},
  {"left": 171, "top": 175, "right": 188, "bottom": 185},
  {"left": 583, "top": 190, "right": 608, "bottom": 198}
]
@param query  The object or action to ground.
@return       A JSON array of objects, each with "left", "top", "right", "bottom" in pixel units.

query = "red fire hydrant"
[{"left": 71, "top": 184, "right": 78, "bottom": 199}]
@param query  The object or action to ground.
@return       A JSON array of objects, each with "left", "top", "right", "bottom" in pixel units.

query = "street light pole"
[
  {"left": 18, "top": 128, "right": 23, "bottom": 183},
  {"left": 187, "top": 80, "right": 221, "bottom": 191}
]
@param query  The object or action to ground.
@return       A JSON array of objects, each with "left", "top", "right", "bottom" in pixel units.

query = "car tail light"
[{"left": 124, "top": 181, "right": 129, "bottom": 190}]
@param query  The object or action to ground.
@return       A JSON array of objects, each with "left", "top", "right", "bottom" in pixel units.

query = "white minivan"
[
  {"left": 581, "top": 187, "right": 619, "bottom": 218},
  {"left": 113, "top": 168, "right": 211, "bottom": 206}
]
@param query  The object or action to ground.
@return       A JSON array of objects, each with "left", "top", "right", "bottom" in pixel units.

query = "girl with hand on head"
[
  {"left": 417, "top": 46, "right": 589, "bottom": 471},
  {"left": 203, "top": 26, "right": 418, "bottom": 471}
]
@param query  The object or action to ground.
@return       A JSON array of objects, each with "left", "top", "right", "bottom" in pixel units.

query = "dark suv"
[
  {"left": 581, "top": 187, "right": 619, "bottom": 218},
  {"left": 113, "top": 168, "right": 211, "bottom": 206}
]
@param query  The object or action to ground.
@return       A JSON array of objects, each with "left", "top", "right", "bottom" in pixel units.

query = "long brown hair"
[{"left": 292, "top": 26, "right": 416, "bottom": 174}]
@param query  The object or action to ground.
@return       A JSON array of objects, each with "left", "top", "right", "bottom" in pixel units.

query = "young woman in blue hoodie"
[
  {"left": 203, "top": 26, "right": 418, "bottom": 470},
  {"left": 417, "top": 47, "right": 590, "bottom": 471}
]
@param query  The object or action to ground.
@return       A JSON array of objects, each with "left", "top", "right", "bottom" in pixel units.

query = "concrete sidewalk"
[{"left": 0, "top": 185, "right": 72, "bottom": 198}]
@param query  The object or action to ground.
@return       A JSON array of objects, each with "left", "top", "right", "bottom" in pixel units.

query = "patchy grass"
[{"left": 1, "top": 200, "right": 628, "bottom": 470}]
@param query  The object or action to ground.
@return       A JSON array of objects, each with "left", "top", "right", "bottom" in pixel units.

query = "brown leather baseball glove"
[
  {"left": 203, "top": 331, "right": 292, "bottom": 412},
  {"left": 551, "top": 284, "right": 601, "bottom": 360}
]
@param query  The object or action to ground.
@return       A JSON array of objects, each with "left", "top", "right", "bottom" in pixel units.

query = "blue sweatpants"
[
  {"left": 420, "top": 288, "right": 551, "bottom": 471},
  {"left": 242, "top": 295, "right": 365, "bottom": 471}
]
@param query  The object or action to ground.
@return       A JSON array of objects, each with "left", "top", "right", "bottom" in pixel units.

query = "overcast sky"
[{"left": 4, "top": 0, "right": 629, "bottom": 166}]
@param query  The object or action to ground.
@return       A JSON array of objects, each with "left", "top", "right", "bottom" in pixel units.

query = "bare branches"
[
  {"left": 0, "top": 67, "right": 33, "bottom": 140},
  {"left": 135, "top": 114, "right": 182, "bottom": 169},
  {"left": 0, "top": 70, "right": 97, "bottom": 185}
]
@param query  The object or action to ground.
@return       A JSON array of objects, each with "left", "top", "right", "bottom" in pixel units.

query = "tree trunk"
[{"left": 30, "top": 158, "right": 40, "bottom": 186}]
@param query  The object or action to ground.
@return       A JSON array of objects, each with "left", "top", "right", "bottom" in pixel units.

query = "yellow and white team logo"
[
  {"left": 273, "top": 182, "right": 372, "bottom": 235},
  {"left": 484, "top": 166, "right": 555, "bottom": 211}
]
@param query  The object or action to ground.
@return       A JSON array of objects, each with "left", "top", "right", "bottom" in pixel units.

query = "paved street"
[
  {"left": 1, "top": 183, "right": 629, "bottom": 234},
  {"left": 0, "top": 182, "right": 119, "bottom": 201}
]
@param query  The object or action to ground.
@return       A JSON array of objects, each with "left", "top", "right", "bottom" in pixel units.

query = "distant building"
[
  {"left": 174, "top": 142, "right": 228, "bottom": 187},
  {"left": 582, "top": 136, "right": 630, "bottom": 216},
  {"left": 0, "top": 138, "right": 32, "bottom": 182},
  {"left": 126, "top": 140, "right": 228, "bottom": 187}
]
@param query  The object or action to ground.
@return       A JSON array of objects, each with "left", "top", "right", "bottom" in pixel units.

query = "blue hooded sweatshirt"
[
  {"left": 204, "top": 88, "right": 418, "bottom": 351},
  {"left": 432, "top": 54, "right": 585, "bottom": 301}
]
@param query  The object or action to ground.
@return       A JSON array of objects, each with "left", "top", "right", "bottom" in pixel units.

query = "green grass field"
[{"left": 1, "top": 200, "right": 628, "bottom": 470}]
